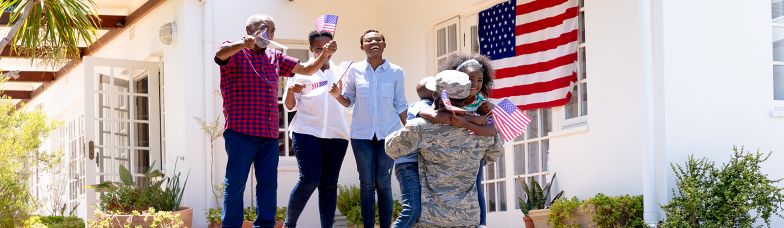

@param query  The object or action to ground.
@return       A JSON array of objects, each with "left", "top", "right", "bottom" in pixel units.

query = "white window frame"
[
  {"left": 772, "top": 0, "right": 784, "bottom": 108},
  {"left": 434, "top": 17, "right": 462, "bottom": 71},
  {"left": 561, "top": 0, "right": 588, "bottom": 127},
  {"left": 511, "top": 108, "right": 553, "bottom": 209}
]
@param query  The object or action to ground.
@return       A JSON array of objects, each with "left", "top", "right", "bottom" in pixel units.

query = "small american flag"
[
  {"left": 310, "top": 80, "right": 329, "bottom": 89},
  {"left": 259, "top": 29, "right": 271, "bottom": 42},
  {"left": 314, "top": 14, "right": 339, "bottom": 33},
  {"left": 492, "top": 98, "right": 532, "bottom": 142},
  {"left": 441, "top": 90, "right": 465, "bottom": 113}
]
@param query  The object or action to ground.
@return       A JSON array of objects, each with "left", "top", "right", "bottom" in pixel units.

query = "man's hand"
[
  {"left": 288, "top": 83, "right": 306, "bottom": 93},
  {"left": 466, "top": 115, "right": 489, "bottom": 126},
  {"left": 242, "top": 35, "right": 256, "bottom": 49},
  {"left": 323, "top": 41, "right": 338, "bottom": 56},
  {"left": 329, "top": 79, "right": 343, "bottom": 98},
  {"left": 450, "top": 114, "right": 469, "bottom": 128}
]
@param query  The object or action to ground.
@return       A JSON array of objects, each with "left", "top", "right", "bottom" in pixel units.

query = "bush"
[
  {"left": 88, "top": 208, "right": 184, "bottom": 228},
  {"left": 548, "top": 196, "right": 582, "bottom": 228},
  {"left": 587, "top": 194, "right": 644, "bottom": 228},
  {"left": 23, "top": 216, "right": 84, "bottom": 228},
  {"left": 548, "top": 194, "right": 644, "bottom": 228},
  {"left": 275, "top": 207, "right": 287, "bottom": 222},
  {"left": 662, "top": 146, "right": 784, "bottom": 227},
  {"left": 337, "top": 185, "right": 403, "bottom": 225},
  {"left": 206, "top": 208, "right": 221, "bottom": 224}
]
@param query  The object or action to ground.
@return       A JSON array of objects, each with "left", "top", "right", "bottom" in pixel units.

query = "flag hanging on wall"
[{"left": 479, "top": 0, "right": 579, "bottom": 110}]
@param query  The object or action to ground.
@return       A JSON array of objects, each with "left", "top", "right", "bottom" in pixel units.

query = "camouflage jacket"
[{"left": 385, "top": 118, "right": 504, "bottom": 227}]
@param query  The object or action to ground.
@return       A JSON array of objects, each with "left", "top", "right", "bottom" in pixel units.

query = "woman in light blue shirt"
[{"left": 330, "top": 29, "right": 407, "bottom": 228}]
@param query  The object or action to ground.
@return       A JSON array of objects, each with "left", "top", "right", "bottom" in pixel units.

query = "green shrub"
[
  {"left": 206, "top": 208, "right": 222, "bottom": 224},
  {"left": 243, "top": 207, "right": 256, "bottom": 221},
  {"left": 88, "top": 208, "right": 184, "bottom": 228},
  {"left": 587, "top": 193, "right": 644, "bottom": 228},
  {"left": 275, "top": 207, "right": 287, "bottom": 221},
  {"left": 662, "top": 146, "right": 784, "bottom": 227},
  {"left": 88, "top": 162, "right": 189, "bottom": 213},
  {"left": 548, "top": 196, "right": 582, "bottom": 228},
  {"left": 23, "top": 215, "right": 84, "bottom": 228},
  {"left": 337, "top": 185, "right": 403, "bottom": 225}
]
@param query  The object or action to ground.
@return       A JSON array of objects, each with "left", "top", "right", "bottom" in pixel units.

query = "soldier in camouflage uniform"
[{"left": 385, "top": 70, "right": 504, "bottom": 227}]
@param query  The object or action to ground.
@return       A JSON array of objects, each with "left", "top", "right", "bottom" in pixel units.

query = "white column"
[{"left": 638, "top": 0, "right": 659, "bottom": 226}]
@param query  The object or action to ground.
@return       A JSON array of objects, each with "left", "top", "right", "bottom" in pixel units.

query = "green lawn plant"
[{"left": 88, "top": 161, "right": 189, "bottom": 213}]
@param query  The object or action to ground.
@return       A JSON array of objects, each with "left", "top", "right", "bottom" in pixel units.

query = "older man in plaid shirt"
[{"left": 214, "top": 14, "right": 337, "bottom": 228}]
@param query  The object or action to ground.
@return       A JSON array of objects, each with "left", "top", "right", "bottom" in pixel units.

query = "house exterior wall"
[{"left": 22, "top": 0, "right": 784, "bottom": 227}]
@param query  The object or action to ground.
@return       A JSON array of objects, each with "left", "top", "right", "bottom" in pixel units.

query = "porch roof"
[{"left": 0, "top": 0, "right": 164, "bottom": 106}]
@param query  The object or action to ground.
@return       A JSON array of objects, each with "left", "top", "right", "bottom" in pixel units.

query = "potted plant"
[
  {"left": 206, "top": 207, "right": 222, "bottom": 228},
  {"left": 518, "top": 174, "right": 564, "bottom": 228},
  {"left": 88, "top": 162, "right": 191, "bottom": 227},
  {"left": 275, "top": 207, "right": 287, "bottom": 228}
]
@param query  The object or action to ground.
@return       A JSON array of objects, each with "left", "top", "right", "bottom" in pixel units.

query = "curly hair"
[{"left": 438, "top": 53, "right": 495, "bottom": 97}]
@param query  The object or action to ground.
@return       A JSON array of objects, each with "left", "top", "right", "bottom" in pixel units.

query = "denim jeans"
[
  {"left": 392, "top": 162, "right": 420, "bottom": 228},
  {"left": 351, "top": 137, "right": 394, "bottom": 228},
  {"left": 222, "top": 129, "right": 279, "bottom": 228},
  {"left": 285, "top": 133, "right": 349, "bottom": 228},
  {"left": 477, "top": 159, "right": 487, "bottom": 225}
]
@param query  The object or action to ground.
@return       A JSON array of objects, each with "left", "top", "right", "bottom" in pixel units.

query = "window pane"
[
  {"left": 498, "top": 181, "right": 507, "bottom": 211},
  {"left": 498, "top": 154, "right": 506, "bottom": 178},
  {"left": 774, "top": 0, "right": 784, "bottom": 22},
  {"left": 565, "top": 90, "right": 578, "bottom": 119},
  {"left": 542, "top": 140, "right": 550, "bottom": 171},
  {"left": 580, "top": 82, "right": 588, "bottom": 116},
  {"left": 471, "top": 25, "right": 480, "bottom": 54},
  {"left": 488, "top": 161, "right": 496, "bottom": 180},
  {"left": 542, "top": 108, "right": 552, "bottom": 136},
  {"left": 774, "top": 27, "right": 784, "bottom": 62},
  {"left": 526, "top": 110, "right": 539, "bottom": 139},
  {"left": 488, "top": 183, "right": 496, "bottom": 212},
  {"left": 578, "top": 12, "right": 585, "bottom": 45},
  {"left": 775, "top": 65, "right": 784, "bottom": 100},
  {"left": 514, "top": 144, "right": 525, "bottom": 175},
  {"left": 515, "top": 178, "right": 523, "bottom": 209},
  {"left": 448, "top": 24, "right": 458, "bottom": 53},
  {"left": 579, "top": 47, "right": 587, "bottom": 80},
  {"left": 437, "top": 28, "right": 446, "bottom": 56},
  {"left": 279, "top": 104, "right": 286, "bottom": 128},
  {"left": 278, "top": 131, "right": 286, "bottom": 156},
  {"left": 528, "top": 141, "right": 540, "bottom": 174},
  {"left": 579, "top": 0, "right": 584, "bottom": 8}
]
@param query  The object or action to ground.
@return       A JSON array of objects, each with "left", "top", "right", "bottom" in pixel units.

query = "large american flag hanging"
[
  {"left": 479, "top": 0, "right": 579, "bottom": 110},
  {"left": 314, "top": 14, "right": 339, "bottom": 33}
]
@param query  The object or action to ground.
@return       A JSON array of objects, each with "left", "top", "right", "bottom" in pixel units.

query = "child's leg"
[
  {"left": 477, "top": 159, "right": 487, "bottom": 226},
  {"left": 392, "top": 162, "right": 421, "bottom": 228}
]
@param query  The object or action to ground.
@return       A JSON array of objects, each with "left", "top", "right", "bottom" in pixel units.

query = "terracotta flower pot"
[
  {"left": 275, "top": 220, "right": 284, "bottom": 228},
  {"left": 528, "top": 207, "right": 598, "bottom": 228},
  {"left": 109, "top": 207, "right": 193, "bottom": 228},
  {"left": 529, "top": 209, "right": 550, "bottom": 228},
  {"left": 208, "top": 222, "right": 221, "bottom": 228},
  {"left": 524, "top": 215, "right": 536, "bottom": 228},
  {"left": 241, "top": 221, "right": 253, "bottom": 228}
]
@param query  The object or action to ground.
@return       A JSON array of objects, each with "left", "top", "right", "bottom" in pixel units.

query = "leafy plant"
[
  {"left": 23, "top": 215, "right": 84, "bottom": 228},
  {"left": 518, "top": 173, "right": 564, "bottom": 216},
  {"left": 662, "top": 146, "right": 784, "bottom": 227},
  {"left": 0, "top": 83, "right": 59, "bottom": 226},
  {"left": 336, "top": 185, "right": 402, "bottom": 225},
  {"left": 243, "top": 207, "right": 256, "bottom": 221},
  {"left": 206, "top": 208, "right": 222, "bottom": 224},
  {"left": 88, "top": 207, "right": 184, "bottom": 228},
  {"left": 0, "top": 0, "right": 100, "bottom": 66},
  {"left": 587, "top": 193, "right": 644, "bottom": 228},
  {"left": 88, "top": 161, "right": 189, "bottom": 213},
  {"left": 275, "top": 207, "right": 287, "bottom": 222},
  {"left": 548, "top": 196, "right": 582, "bottom": 228}
]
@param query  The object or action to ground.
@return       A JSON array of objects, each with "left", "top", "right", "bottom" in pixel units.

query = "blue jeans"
[
  {"left": 392, "top": 162, "right": 420, "bottom": 228},
  {"left": 351, "top": 137, "right": 394, "bottom": 228},
  {"left": 477, "top": 159, "right": 487, "bottom": 225},
  {"left": 285, "top": 133, "right": 349, "bottom": 228},
  {"left": 222, "top": 129, "right": 279, "bottom": 228}
]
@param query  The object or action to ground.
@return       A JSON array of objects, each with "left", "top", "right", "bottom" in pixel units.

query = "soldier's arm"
[
  {"left": 450, "top": 115, "right": 496, "bottom": 136},
  {"left": 384, "top": 122, "right": 422, "bottom": 159},
  {"left": 483, "top": 134, "right": 505, "bottom": 162}
]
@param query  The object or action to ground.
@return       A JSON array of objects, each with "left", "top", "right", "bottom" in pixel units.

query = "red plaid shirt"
[{"left": 216, "top": 46, "right": 299, "bottom": 138}]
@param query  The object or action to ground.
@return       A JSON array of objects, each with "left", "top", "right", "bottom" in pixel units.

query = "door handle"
[{"left": 88, "top": 141, "right": 95, "bottom": 160}]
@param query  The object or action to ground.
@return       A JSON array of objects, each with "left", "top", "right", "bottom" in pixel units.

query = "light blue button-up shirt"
[{"left": 343, "top": 60, "right": 408, "bottom": 140}]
